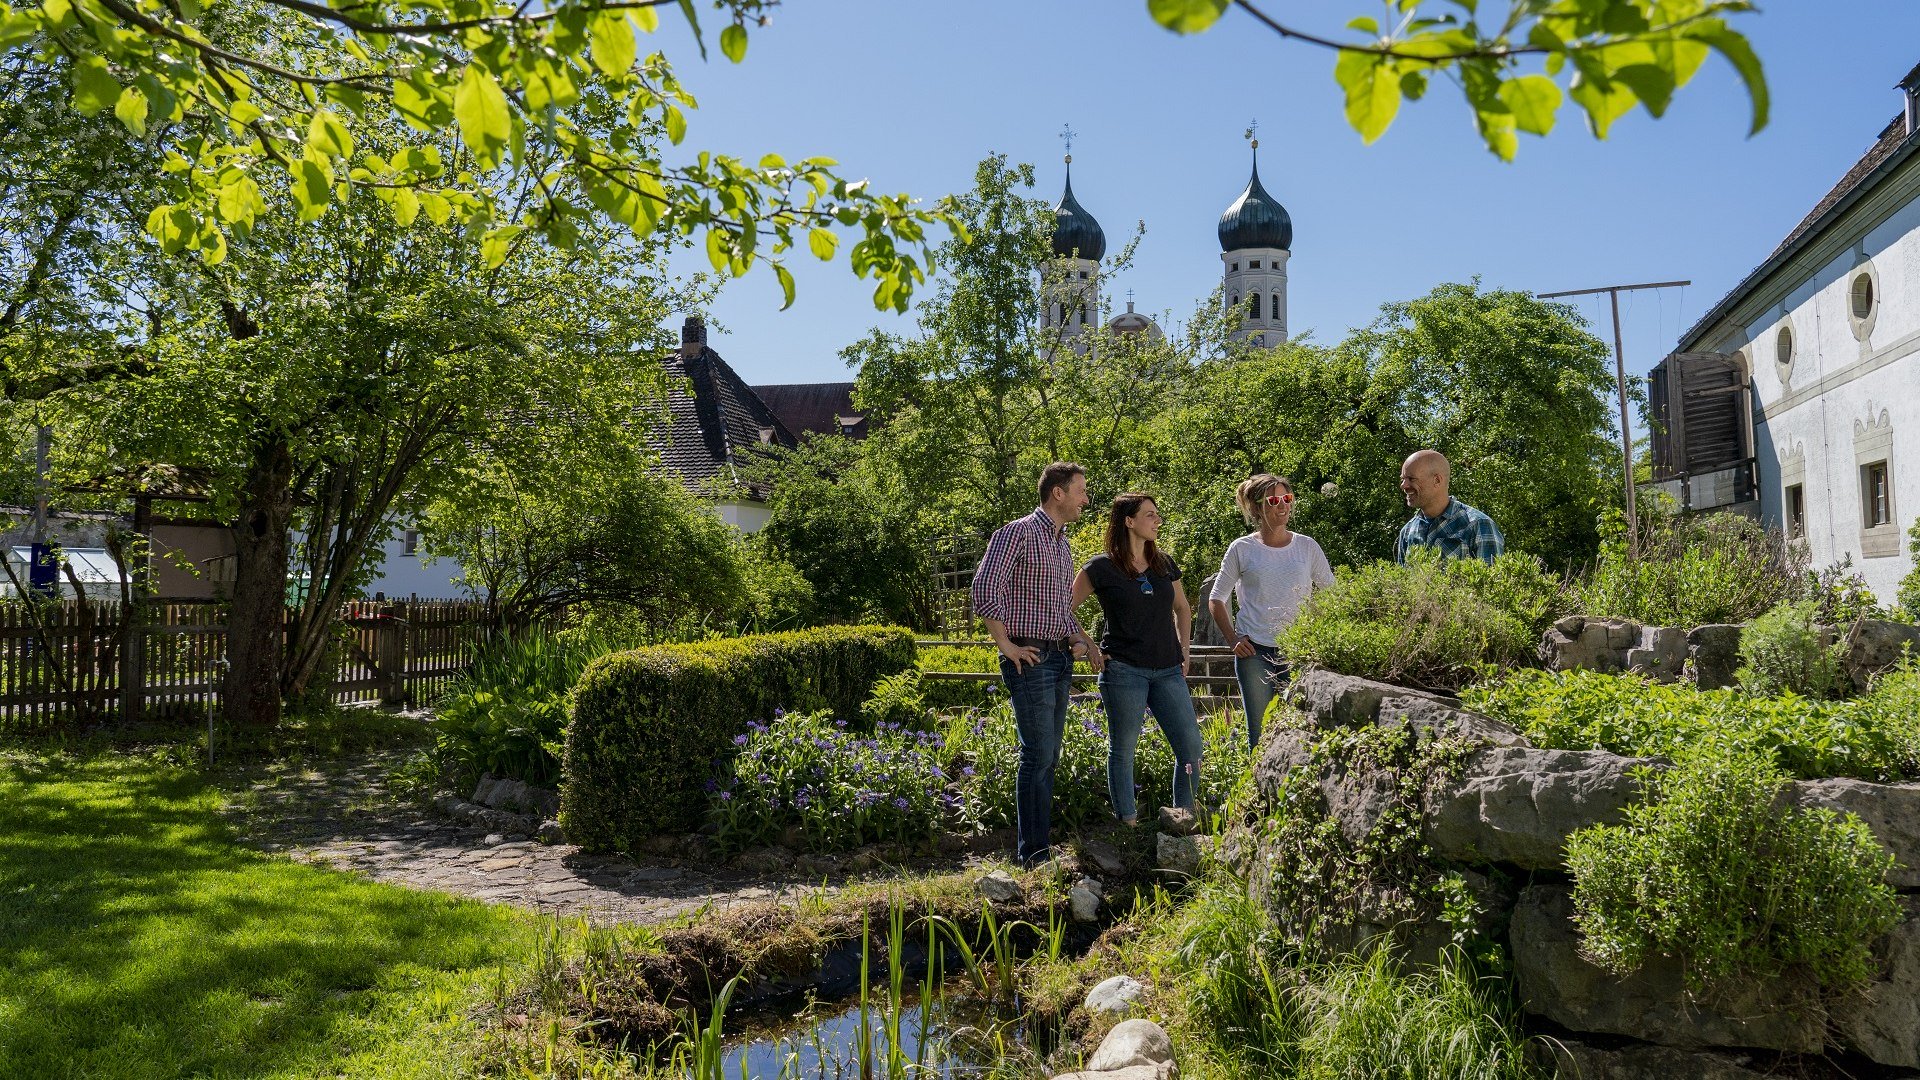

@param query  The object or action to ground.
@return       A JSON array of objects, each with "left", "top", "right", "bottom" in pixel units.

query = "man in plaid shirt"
[
  {"left": 971, "top": 462, "right": 1104, "bottom": 867},
  {"left": 1396, "top": 449, "right": 1505, "bottom": 565}
]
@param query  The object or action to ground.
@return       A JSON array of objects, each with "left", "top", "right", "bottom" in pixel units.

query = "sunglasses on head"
[{"left": 1264, "top": 491, "right": 1295, "bottom": 506}]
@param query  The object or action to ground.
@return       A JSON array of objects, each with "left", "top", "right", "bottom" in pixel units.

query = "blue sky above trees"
[{"left": 663, "top": 1, "right": 1917, "bottom": 409}]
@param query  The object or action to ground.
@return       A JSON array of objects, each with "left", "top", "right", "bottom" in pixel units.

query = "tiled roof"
[
  {"left": 653, "top": 346, "right": 796, "bottom": 497},
  {"left": 750, "top": 382, "right": 867, "bottom": 440},
  {"left": 1679, "top": 112, "right": 1919, "bottom": 350}
]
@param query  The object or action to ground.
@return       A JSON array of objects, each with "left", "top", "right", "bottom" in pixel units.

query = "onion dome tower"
[
  {"left": 1219, "top": 127, "right": 1292, "bottom": 346},
  {"left": 1041, "top": 130, "right": 1104, "bottom": 343}
]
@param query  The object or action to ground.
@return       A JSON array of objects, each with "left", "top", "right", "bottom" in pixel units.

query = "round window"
[
  {"left": 1776, "top": 325, "right": 1794, "bottom": 369},
  {"left": 1852, "top": 273, "right": 1875, "bottom": 321}
]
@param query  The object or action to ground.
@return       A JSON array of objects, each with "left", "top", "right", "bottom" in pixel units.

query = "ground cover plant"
[
  {"left": 0, "top": 742, "right": 538, "bottom": 1079},
  {"left": 1735, "top": 597, "right": 1850, "bottom": 700},
  {"left": 1280, "top": 550, "right": 1563, "bottom": 692},
  {"left": 429, "top": 628, "right": 636, "bottom": 790},
  {"left": 1464, "top": 668, "right": 1920, "bottom": 782},
  {"left": 1565, "top": 739, "right": 1903, "bottom": 998}
]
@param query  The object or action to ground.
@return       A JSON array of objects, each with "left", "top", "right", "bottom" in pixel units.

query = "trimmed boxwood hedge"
[{"left": 559, "top": 625, "right": 917, "bottom": 849}]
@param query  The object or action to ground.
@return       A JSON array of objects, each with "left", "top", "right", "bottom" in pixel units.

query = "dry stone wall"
[
  {"left": 1234, "top": 670, "right": 1920, "bottom": 1076},
  {"left": 1541, "top": 614, "right": 1920, "bottom": 692}
]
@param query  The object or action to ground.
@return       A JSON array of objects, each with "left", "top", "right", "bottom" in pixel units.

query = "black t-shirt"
[{"left": 1084, "top": 553, "right": 1184, "bottom": 670}]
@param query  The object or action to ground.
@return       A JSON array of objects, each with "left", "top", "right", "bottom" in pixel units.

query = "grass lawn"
[{"left": 0, "top": 742, "right": 538, "bottom": 1079}]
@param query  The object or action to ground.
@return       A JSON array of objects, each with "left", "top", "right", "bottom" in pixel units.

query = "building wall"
[
  {"left": 1696, "top": 150, "right": 1920, "bottom": 600},
  {"left": 363, "top": 532, "right": 470, "bottom": 600},
  {"left": 150, "top": 523, "right": 234, "bottom": 598},
  {"left": 715, "top": 500, "right": 771, "bottom": 533},
  {"left": 1223, "top": 247, "right": 1289, "bottom": 345}
]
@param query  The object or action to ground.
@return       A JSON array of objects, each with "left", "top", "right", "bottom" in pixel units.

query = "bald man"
[{"left": 1395, "top": 450, "right": 1505, "bottom": 565}]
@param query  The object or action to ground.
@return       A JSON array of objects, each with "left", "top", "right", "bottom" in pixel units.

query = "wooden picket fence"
[{"left": 0, "top": 598, "right": 492, "bottom": 730}]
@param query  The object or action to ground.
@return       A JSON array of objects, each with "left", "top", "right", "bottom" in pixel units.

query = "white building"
[{"left": 1650, "top": 63, "right": 1920, "bottom": 601}]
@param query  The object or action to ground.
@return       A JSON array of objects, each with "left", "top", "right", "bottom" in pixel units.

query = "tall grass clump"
[
  {"left": 1575, "top": 506, "right": 1796, "bottom": 627},
  {"left": 1736, "top": 598, "right": 1850, "bottom": 700},
  {"left": 1280, "top": 550, "right": 1563, "bottom": 691},
  {"left": 1565, "top": 738, "right": 1902, "bottom": 998}
]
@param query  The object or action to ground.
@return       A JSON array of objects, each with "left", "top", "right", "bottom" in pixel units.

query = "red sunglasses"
[{"left": 1263, "top": 491, "right": 1295, "bottom": 506}]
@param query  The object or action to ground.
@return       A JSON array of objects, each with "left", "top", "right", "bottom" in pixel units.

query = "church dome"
[
  {"left": 1218, "top": 150, "right": 1292, "bottom": 253},
  {"left": 1051, "top": 164, "right": 1106, "bottom": 262}
]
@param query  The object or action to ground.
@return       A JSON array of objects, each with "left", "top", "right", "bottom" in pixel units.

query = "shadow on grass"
[{"left": 0, "top": 752, "right": 529, "bottom": 1079}]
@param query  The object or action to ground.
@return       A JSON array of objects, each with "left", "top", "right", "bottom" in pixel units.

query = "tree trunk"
[{"left": 222, "top": 437, "right": 293, "bottom": 729}]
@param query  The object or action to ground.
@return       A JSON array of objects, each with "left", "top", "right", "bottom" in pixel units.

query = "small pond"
[{"left": 714, "top": 985, "right": 1058, "bottom": 1079}]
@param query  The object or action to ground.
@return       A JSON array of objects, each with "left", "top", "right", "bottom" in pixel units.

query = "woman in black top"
[{"left": 1071, "top": 493, "right": 1203, "bottom": 824}]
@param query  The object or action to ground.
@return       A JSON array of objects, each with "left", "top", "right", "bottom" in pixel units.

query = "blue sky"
[{"left": 660, "top": 2, "right": 1918, "bottom": 413}]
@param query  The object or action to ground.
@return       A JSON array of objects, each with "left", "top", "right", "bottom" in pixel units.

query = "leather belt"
[{"left": 1010, "top": 635, "right": 1073, "bottom": 652}]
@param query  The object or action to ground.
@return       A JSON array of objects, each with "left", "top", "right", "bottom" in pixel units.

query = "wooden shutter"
[{"left": 1649, "top": 351, "right": 1748, "bottom": 479}]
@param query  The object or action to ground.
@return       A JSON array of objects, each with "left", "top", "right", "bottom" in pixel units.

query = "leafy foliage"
[
  {"left": 1149, "top": 0, "right": 1766, "bottom": 161},
  {"left": 1574, "top": 505, "right": 1798, "bottom": 627},
  {"left": 1464, "top": 668, "right": 1920, "bottom": 782},
  {"left": 1280, "top": 551, "right": 1565, "bottom": 691},
  {"left": 561, "top": 625, "right": 916, "bottom": 848},
  {"left": 1736, "top": 598, "right": 1849, "bottom": 701},
  {"left": 430, "top": 629, "right": 632, "bottom": 789},
  {"left": 1565, "top": 740, "right": 1902, "bottom": 997}
]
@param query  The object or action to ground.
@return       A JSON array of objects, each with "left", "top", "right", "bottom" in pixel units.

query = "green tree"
[
  {"left": 1348, "top": 281, "right": 1619, "bottom": 566},
  {"left": 1150, "top": 0, "right": 1765, "bottom": 160}
]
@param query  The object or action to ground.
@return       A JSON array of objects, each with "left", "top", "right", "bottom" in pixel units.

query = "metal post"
[{"left": 1609, "top": 290, "right": 1637, "bottom": 556}]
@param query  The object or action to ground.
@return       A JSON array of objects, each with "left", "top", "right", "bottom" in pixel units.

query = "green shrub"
[
  {"left": 914, "top": 644, "right": 1001, "bottom": 711},
  {"left": 431, "top": 631, "right": 615, "bottom": 789},
  {"left": 1566, "top": 739, "right": 1901, "bottom": 997},
  {"left": 1464, "top": 668, "right": 1920, "bottom": 782},
  {"left": 560, "top": 625, "right": 916, "bottom": 848},
  {"left": 1736, "top": 598, "right": 1849, "bottom": 700},
  {"left": 1575, "top": 506, "right": 1794, "bottom": 627},
  {"left": 1280, "top": 551, "right": 1563, "bottom": 692}
]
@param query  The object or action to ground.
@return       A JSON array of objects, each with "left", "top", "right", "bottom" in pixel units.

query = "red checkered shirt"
[{"left": 970, "top": 508, "right": 1084, "bottom": 641}]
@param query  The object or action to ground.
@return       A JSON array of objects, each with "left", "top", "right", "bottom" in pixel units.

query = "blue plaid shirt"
[{"left": 1396, "top": 497, "right": 1505, "bottom": 565}]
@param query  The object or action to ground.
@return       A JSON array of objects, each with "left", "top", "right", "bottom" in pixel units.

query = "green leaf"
[
  {"left": 1334, "top": 50, "right": 1401, "bottom": 144},
  {"left": 480, "top": 225, "right": 522, "bottom": 268},
  {"left": 808, "top": 227, "right": 837, "bottom": 261},
  {"left": 292, "top": 153, "right": 332, "bottom": 220},
  {"left": 1612, "top": 64, "right": 1674, "bottom": 118},
  {"left": 663, "top": 105, "right": 686, "bottom": 146},
  {"left": 774, "top": 263, "right": 795, "bottom": 310},
  {"left": 419, "top": 189, "right": 452, "bottom": 226},
  {"left": 228, "top": 99, "right": 263, "bottom": 125},
  {"left": 1687, "top": 22, "right": 1768, "bottom": 136},
  {"left": 631, "top": 4, "right": 658, "bottom": 32},
  {"left": 113, "top": 82, "right": 148, "bottom": 135},
  {"left": 1498, "top": 74, "right": 1562, "bottom": 136},
  {"left": 392, "top": 187, "right": 421, "bottom": 226},
  {"left": 306, "top": 108, "right": 353, "bottom": 158},
  {"left": 454, "top": 65, "right": 511, "bottom": 171},
  {"left": 705, "top": 227, "right": 730, "bottom": 273},
  {"left": 393, "top": 78, "right": 440, "bottom": 132},
  {"left": 0, "top": 10, "right": 41, "bottom": 54},
  {"left": 70, "top": 55, "right": 121, "bottom": 116},
  {"left": 216, "top": 174, "right": 263, "bottom": 226},
  {"left": 589, "top": 11, "right": 637, "bottom": 77},
  {"left": 1569, "top": 72, "right": 1637, "bottom": 139},
  {"left": 719, "top": 23, "right": 747, "bottom": 63},
  {"left": 1147, "top": 0, "right": 1227, "bottom": 34},
  {"left": 1347, "top": 15, "right": 1379, "bottom": 33},
  {"left": 144, "top": 204, "right": 193, "bottom": 253}
]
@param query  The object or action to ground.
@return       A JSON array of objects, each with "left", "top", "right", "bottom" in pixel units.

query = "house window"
[
  {"left": 1864, "top": 461, "right": 1892, "bottom": 528},
  {"left": 1786, "top": 484, "right": 1805, "bottom": 538},
  {"left": 1852, "top": 273, "right": 1875, "bottom": 321},
  {"left": 1230, "top": 262, "right": 1239, "bottom": 272},
  {"left": 1248, "top": 260, "right": 1261, "bottom": 269},
  {"left": 1270, "top": 293, "right": 1282, "bottom": 320},
  {"left": 1247, "top": 293, "right": 1260, "bottom": 319},
  {"left": 402, "top": 529, "right": 419, "bottom": 556},
  {"left": 1776, "top": 325, "right": 1793, "bottom": 368},
  {"left": 1078, "top": 304, "right": 1087, "bottom": 325},
  {"left": 1079, "top": 271, "right": 1089, "bottom": 280}
]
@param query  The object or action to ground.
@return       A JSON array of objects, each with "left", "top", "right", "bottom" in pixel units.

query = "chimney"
[
  {"left": 1902, "top": 61, "right": 1920, "bottom": 136},
  {"left": 680, "top": 315, "right": 706, "bottom": 359}
]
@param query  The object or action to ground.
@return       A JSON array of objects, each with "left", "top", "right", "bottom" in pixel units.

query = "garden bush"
[
  {"left": 915, "top": 644, "right": 1001, "bottom": 712},
  {"left": 1279, "top": 551, "right": 1563, "bottom": 691},
  {"left": 430, "top": 630, "right": 620, "bottom": 789},
  {"left": 1575, "top": 506, "right": 1795, "bottom": 627},
  {"left": 1565, "top": 739, "right": 1902, "bottom": 998},
  {"left": 1464, "top": 668, "right": 1920, "bottom": 782},
  {"left": 1736, "top": 598, "right": 1849, "bottom": 700},
  {"left": 561, "top": 625, "right": 916, "bottom": 849}
]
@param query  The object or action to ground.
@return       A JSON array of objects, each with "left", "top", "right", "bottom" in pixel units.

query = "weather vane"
[
  {"left": 1059, "top": 123, "right": 1077, "bottom": 163},
  {"left": 1245, "top": 119, "right": 1259, "bottom": 150}
]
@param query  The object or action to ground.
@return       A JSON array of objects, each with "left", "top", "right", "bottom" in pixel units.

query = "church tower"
[
  {"left": 1218, "top": 132, "right": 1293, "bottom": 346},
  {"left": 1040, "top": 147, "right": 1105, "bottom": 343}
]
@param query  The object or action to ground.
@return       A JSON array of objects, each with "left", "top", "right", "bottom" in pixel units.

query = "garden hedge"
[{"left": 559, "top": 624, "right": 917, "bottom": 849}]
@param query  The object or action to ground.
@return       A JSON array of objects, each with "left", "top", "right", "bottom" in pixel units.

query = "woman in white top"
[{"left": 1208, "top": 473, "right": 1335, "bottom": 747}]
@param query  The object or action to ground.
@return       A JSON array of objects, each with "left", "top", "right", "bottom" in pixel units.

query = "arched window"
[
  {"left": 1078, "top": 304, "right": 1087, "bottom": 325},
  {"left": 1059, "top": 303, "right": 1069, "bottom": 325},
  {"left": 1229, "top": 293, "right": 1239, "bottom": 310},
  {"left": 1248, "top": 293, "right": 1261, "bottom": 319},
  {"left": 1270, "top": 293, "right": 1282, "bottom": 320}
]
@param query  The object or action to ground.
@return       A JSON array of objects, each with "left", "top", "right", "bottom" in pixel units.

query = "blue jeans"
[
  {"left": 1001, "top": 647, "right": 1073, "bottom": 866},
  {"left": 1234, "top": 642, "right": 1288, "bottom": 748},
  {"left": 1098, "top": 659, "right": 1202, "bottom": 822}
]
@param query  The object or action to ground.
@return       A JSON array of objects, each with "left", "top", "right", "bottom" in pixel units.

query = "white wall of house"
[
  {"left": 1692, "top": 139, "right": 1920, "bottom": 601},
  {"left": 714, "top": 500, "right": 770, "bottom": 533},
  {"left": 363, "top": 530, "right": 470, "bottom": 600}
]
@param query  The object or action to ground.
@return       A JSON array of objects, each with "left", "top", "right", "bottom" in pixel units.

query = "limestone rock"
[
  {"left": 1532, "top": 1040, "right": 1777, "bottom": 1080},
  {"left": 1510, "top": 885, "right": 1824, "bottom": 1053},
  {"left": 1375, "top": 695, "right": 1529, "bottom": 747},
  {"left": 1790, "top": 777, "right": 1920, "bottom": 888},
  {"left": 1846, "top": 618, "right": 1920, "bottom": 690},
  {"left": 1081, "top": 839, "right": 1126, "bottom": 877},
  {"left": 1688, "top": 624, "right": 1743, "bottom": 689},
  {"left": 1084, "top": 974, "right": 1150, "bottom": 1016},
  {"left": 1288, "top": 670, "right": 1457, "bottom": 732},
  {"left": 1070, "top": 877, "right": 1103, "bottom": 922},
  {"left": 537, "top": 819, "right": 565, "bottom": 844},
  {"left": 1050, "top": 1067, "right": 1170, "bottom": 1080},
  {"left": 1833, "top": 898, "right": 1920, "bottom": 1068},
  {"left": 1085, "top": 1018, "right": 1175, "bottom": 1071},
  {"left": 1250, "top": 728, "right": 1316, "bottom": 801},
  {"left": 1624, "top": 625, "right": 1688, "bottom": 680},
  {"left": 977, "top": 869, "right": 1023, "bottom": 903},
  {"left": 1156, "top": 805, "right": 1198, "bottom": 836},
  {"left": 1425, "top": 746, "right": 1659, "bottom": 870},
  {"left": 1156, "top": 833, "right": 1200, "bottom": 877}
]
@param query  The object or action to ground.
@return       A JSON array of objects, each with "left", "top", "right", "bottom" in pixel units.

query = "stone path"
[{"left": 221, "top": 748, "right": 845, "bottom": 926}]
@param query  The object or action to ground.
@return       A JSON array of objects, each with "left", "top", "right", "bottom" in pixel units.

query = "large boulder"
[
  {"left": 1845, "top": 618, "right": 1920, "bottom": 692},
  {"left": 1084, "top": 1018, "right": 1175, "bottom": 1072},
  {"left": 1288, "top": 670, "right": 1459, "bottom": 732},
  {"left": 1790, "top": 778, "right": 1920, "bottom": 888},
  {"left": 1832, "top": 898, "right": 1920, "bottom": 1069},
  {"left": 1510, "top": 886, "right": 1826, "bottom": 1053},
  {"left": 1425, "top": 747, "right": 1659, "bottom": 870}
]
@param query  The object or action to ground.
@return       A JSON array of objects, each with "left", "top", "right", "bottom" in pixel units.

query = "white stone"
[
  {"left": 1070, "top": 877, "right": 1103, "bottom": 922},
  {"left": 1084, "top": 974, "right": 1149, "bottom": 1015},
  {"left": 1086, "top": 1018, "right": 1175, "bottom": 1072},
  {"left": 976, "top": 869, "right": 1022, "bottom": 903}
]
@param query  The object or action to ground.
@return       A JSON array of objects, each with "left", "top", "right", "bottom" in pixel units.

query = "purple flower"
[
  {"left": 894, "top": 797, "right": 910, "bottom": 810},
  {"left": 774, "top": 708, "right": 787, "bottom": 718},
  {"left": 757, "top": 773, "right": 770, "bottom": 784},
  {"left": 704, "top": 780, "right": 717, "bottom": 793},
  {"left": 719, "top": 791, "right": 732, "bottom": 801},
  {"left": 962, "top": 766, "right": 976, "bottom": 778},
  {"left": 733, "top": 734, "right": 749, "bottom": 746}
]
